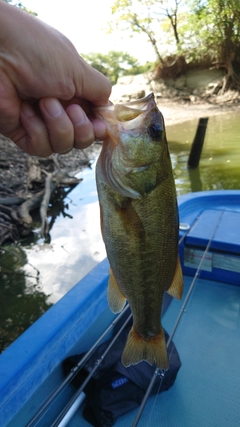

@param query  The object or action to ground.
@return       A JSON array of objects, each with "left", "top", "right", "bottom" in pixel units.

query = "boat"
[{"left": 1, "top": 189, "right": 240, "bottom": 427}]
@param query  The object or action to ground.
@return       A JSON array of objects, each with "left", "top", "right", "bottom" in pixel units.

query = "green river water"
[{"left": 0, "top": 112, "right": 239, "bottom": 351}]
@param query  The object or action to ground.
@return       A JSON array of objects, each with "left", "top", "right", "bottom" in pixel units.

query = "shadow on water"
[
  {"left": 0, "top": 186, "right": 77, "bottom": 351},
  {"left": 0, "top": 245, "right": 52, "bottom": 351},
  {"left": 0, "top": 112, "right": 240, "bottom": 351}
]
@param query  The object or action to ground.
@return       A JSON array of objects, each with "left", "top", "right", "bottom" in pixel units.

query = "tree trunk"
[
  {"left": 221, "top": 53, "right": 240, "bottom": 93},
  {"left": 132, "top": 16, "right": 165, "bottom": 64}
]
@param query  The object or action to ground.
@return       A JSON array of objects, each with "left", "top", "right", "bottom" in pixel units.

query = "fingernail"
[
  {"left": 67, "top": 106, "right": 86, "bottom": 126},
  {"left": 21, "top": 103, "right": 35, "bottom": 118},
  {"left": 43, "top": 99, "right": 63, "bottom": 118},
  {"left": 59, "top": 148, "right": 72, "bottom": 155}
]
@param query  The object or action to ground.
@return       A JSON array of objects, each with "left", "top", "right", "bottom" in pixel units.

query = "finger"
[
  {"left": 19, "top": 102, "right": 53, "bottom": 157},
  {"left": 39, "top": 98, "right": 74, "bottom": 153},
  {"left": 76, "top": 59, "right": 112, "bottom": 106},
  {"left": 66, "top": 104, "right": 95, "bottom": 149},
  {"left": 0, "top": 73, "right": 21, "bottom": 135},
  {"left": 91, "top": 118, "right": 108, "bottom": 141}
]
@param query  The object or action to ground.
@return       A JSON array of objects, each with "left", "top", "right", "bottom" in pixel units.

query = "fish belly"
[{"left": 97, "top": 167, "right": 179, "bottom": 368}]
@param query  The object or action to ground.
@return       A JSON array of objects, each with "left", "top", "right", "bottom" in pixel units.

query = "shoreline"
[
  {"left": 0, "top": 96, "right": 238, "bottom": 192},
  {"left": 157, "top": 98, "right": 239, "bottom": 126}
]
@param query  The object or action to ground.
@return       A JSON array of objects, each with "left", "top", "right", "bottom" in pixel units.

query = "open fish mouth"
[{"left": 94, "top": 93, "right": 157, "bottom": 133}]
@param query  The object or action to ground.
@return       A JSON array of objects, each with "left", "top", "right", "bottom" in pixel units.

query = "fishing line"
[
  {"left": 132, "top": 210, "right": 224, "bottom": 427},
  {"left": 26, "top": 303, "right": 131, "bottom": 427},
  {"left": 145, "top": 334, "right": 177, "bottom": 427},
  {"left": 132, "top": 218, "right": 198, "bottom": 426},
  {"left": 46, "top": 216, "right": 202, "bottom": 426},
  {"left": 47, "top": 218, "right": 197, "bottom": 426},
  {"left": 25, "top": 211, "right": 221, "bottom": 426}
]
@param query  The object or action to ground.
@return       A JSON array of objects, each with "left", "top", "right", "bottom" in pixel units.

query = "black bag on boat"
[{"left": 63, "top": 296, "right": 181, "bottom": 426}]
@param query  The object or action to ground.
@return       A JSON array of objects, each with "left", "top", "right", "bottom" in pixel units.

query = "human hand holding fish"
[
  {"left": 0, "top": 1, "right": 111, "bottom": 157},
  {"left": 95, "top": 93, "right": 183, "bottom": 370}
]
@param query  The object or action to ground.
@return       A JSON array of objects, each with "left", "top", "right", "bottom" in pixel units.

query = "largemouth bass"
[{"left": 95, "top": 93, "right": 183, "bottom": 370}]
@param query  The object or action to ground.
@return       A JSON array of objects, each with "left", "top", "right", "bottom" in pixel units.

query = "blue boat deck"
[{"left": 66, "top": 276, "right": 240, "bottom": 427}]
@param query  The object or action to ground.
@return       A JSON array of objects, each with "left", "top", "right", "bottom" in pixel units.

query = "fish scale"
[{"left": 95, "top": 93, "right": 183, "bottom": 369}]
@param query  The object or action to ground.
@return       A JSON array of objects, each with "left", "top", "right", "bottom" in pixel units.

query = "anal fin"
[
  {"left": 107, "top": 268, "right": 126, "bottom": 314},
  {"left": 167, "top": 255, "right": 183, "bottom": 300}
]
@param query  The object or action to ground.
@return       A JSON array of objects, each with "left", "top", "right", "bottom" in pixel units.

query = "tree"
[
  {"left": 110, "top": 0, "right": 186, "bottom": 63},
  {"left": 187, "top": 0, "right": 240, "bottom": 91},
  {"left": 82, "top": 51, "right": 148, "bottom": 84}
]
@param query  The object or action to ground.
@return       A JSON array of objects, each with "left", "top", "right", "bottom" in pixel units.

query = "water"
[
  {"left": 167, "top": 113, "right": 240, "bottom": 194},
  {"left": 0, "top": 112, "right": 239, "bottom": 351}
]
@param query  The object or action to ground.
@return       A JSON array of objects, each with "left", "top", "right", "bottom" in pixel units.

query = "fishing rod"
[
  {"left": 51, "top": 311, "right": 133, "bottom": 427},
  {"left": 132, "top": 210, "right": 224, "bottom": 427},
  {"left": 26, "top": 216, "right": 215, "bottom": 427},
  {"left": 31, "top": 220, "right": 197, "bottom": 426},
  {"left": 26, "top": 303, "right": 131, "bottom": 427}
]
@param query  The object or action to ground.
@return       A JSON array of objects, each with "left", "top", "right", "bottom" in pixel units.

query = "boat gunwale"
[{"left": 0, "top": 259, "right": 110, "bottom": 425}]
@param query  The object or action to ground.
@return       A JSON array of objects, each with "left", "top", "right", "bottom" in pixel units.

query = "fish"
[{"left": 94, "top": 93, "right": 183, "bottom": 370}]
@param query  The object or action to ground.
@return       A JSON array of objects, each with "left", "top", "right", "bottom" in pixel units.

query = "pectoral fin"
[
  {"left": 167, "top": 256, "right": 183, "bottom": 300},
  {"left": 115, "top": 198, "right": 145, "bottom": 240},
  {"left": 107, "top": 268, "right": 126, "bottom": 314}
]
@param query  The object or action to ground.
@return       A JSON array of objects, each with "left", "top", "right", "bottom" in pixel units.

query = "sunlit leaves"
[
  {"left": 82, "top": 51, "right": 155, "bottom": 84},
  {"left": 110, "top": 0, "right": 188, "bottom": 61}
]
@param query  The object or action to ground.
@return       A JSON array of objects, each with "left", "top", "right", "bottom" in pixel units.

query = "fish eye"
[{"left": 148, "top": 123, "right": 163, "bottom": 141}]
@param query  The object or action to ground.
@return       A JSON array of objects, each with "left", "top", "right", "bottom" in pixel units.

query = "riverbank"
[
  {"left": 156, "top": 96, "right": 240, "bottom": 126},
  {"left": 0, "top": 92, "right": 239, "bottom": 244},
  {"left": 1, "top": 108, "right": 239, "bottom": 352},
  {"left": 1, "top": 92, "right": 239, "bottom": 189}
]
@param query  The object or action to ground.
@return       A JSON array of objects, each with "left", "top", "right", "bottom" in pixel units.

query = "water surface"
[
  {"left": 0, "top": 112, "right": 239, "bottom": 350},
  {"left": 168, "top": 112, "right": 240, "bottom": 194}
]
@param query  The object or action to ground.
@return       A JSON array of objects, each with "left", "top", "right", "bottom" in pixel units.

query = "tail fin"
[{"left": 121, "top": 326, "right": 169, "bottom": 370}]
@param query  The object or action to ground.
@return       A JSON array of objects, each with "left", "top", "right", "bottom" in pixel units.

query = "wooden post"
[{"left": 188, "top": 117, "right": 209, "bottom": 169}]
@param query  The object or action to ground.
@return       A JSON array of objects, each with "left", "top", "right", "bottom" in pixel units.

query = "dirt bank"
[
  {"left": 157, "top": 97, "right": 240, "bottom": 126},
  {"left": 0, "top": 136, "right": 101, "bottom": 244},
  {"left": 0, "top": 96, "right": 238, "bottom": 244},
  {"left": 1, "top": 96, "right": 238, "bottom": 189}
]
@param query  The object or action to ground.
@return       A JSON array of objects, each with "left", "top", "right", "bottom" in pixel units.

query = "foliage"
[
  {"left": 185, "top": 1, "right": 240, "bottom": 58},
  {"left": 186, "top": 0, "right": 240, "bottom": 89},
  {"left": 82, "top": 51, "right": 155, "bottom": 85},
  {"left": 110, "top": 0, "right": 187, "bottom": 63},
  {"left": 109, "top": 0, "right": 240, "bottom": 90},
  {"left": 6, "top": 0, "right": 37, "bottom": 15}
]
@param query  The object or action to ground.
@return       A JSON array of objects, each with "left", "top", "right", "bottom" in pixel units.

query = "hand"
[{"left": 0, "top": 2, "right": 111, "bottom": 157}]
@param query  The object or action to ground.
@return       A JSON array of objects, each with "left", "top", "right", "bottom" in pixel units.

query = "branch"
[{"left": 40, "top": 172, "right": 54, "bottom": 237}]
